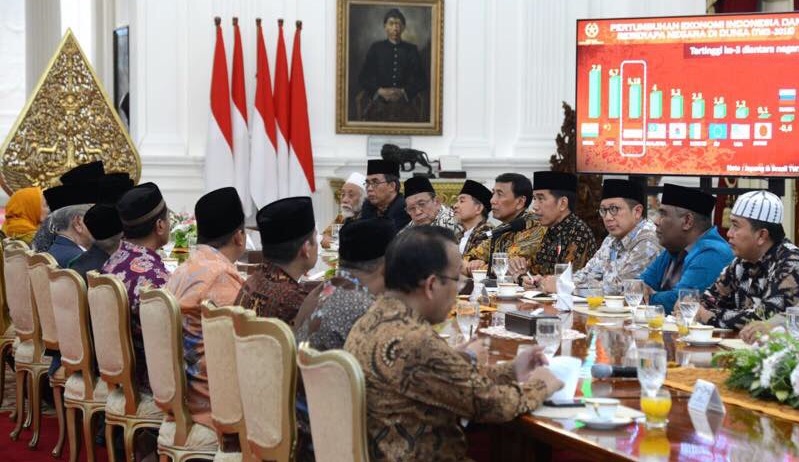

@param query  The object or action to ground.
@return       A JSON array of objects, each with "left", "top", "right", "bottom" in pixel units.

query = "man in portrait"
[{"left": 357, "top": 8, "right": 428, "bottom": 122}]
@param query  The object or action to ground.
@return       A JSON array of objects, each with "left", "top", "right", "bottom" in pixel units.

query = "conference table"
[{"left": 479, "top": 298, "right": 799, "bottom": 462}]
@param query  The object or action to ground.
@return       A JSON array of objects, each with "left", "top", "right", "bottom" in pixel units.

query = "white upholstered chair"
[
  {"left": 28, "top": 251, "right": 67, "bottom": 456},
  {"left": 50, "top": 266, "right": 108, "bottom": 462},
  {"left": 140, "top": 288, "right": 217, "bottom": 461},
  {"left": 86, "top": 271, "right": 163, "bottom": 462},
  {"left": 233, "top": 312, "right": 297, "bottom": 461},
  {"left": 0, "top": 240, "right": 19, "bottom": 417},
  {"left": 297, "top": 344, "right": 369, "bottom": 462}
]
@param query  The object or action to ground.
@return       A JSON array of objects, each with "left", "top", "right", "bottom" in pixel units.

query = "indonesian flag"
[
  {"left": 231, "top": 18, "right": 252, "bottom": 215},
  {"left": 250, "top": 18, "right": 279, "bottom": 209},
  {"left": 288, "top": 21, "right": 315, "bottom": 195},
  {"left": 274, "top": 19, "right": 290, "bottom": 198},
  {"left": 204, "top": 17, "right": 234, "bottom": 193}
]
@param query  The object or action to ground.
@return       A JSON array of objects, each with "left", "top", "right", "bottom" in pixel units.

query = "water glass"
[
  {"left": 331, "top": 224, "right": 343, "bottom": 245},
  {"left": 622, "top": 279, "right": 644, "bottom": 309},
  {"left": 491, "top": 312, "right": 506, "bottom": 328},
  {"left": 536, "top": 318, "right": 562, "bottom": 358},
  {"left": 492, "top": 252, "right": 509, "bottom": 283},
  {"left": 640, "top": 388, "right": 672, "bottom": 429},
  {"left": 786, "top": 306, "right": 799, "bottom": 338},
  {"left": 456, "top": 301, "right": 480, "bottom": 340},
  {"left": 637, "top": 347, "right": 667, "bottom": 396},
  {"left": 678, "top": 288, "right": 701, "bottom": 326},
  {"left": 554, "top": 263, "right": 570, "bottom": 278}
]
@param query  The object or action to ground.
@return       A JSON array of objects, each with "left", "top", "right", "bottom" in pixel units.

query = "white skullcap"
[
  {"left": 344, "top": 172, "right": 366, "bottom": 192},
  {"left": 731, "top": 190, "right": 783, "bottom": 224}
]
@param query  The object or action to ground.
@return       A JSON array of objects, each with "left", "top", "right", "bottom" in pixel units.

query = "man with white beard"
[{"left": 321, "top": 172, "right": 367, "bottom": 249}]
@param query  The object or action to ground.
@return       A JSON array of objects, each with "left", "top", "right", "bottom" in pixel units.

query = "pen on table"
[{"left": 526, "top": 271, "right": 535, "bottom": 287}]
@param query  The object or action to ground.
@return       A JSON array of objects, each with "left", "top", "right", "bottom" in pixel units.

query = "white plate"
[
  {"left": 599, "top": 305, "right": 631, "bottom": 314},
  {"left": 527, "top": 296, "right": 556, "bottom": 303},
  {"left": 496, "top": 293, "right": 522, "bottom": 299},
  {"left": 684, "top": 337, "right": 723, "bottom": 347},
  {"left": 575, "top": 414, "right": 634, "bottom": 430}
]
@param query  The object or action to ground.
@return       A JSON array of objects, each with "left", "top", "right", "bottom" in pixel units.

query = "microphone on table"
[{"left": 591, "top": 364, "right": 638, "bottom": 379}]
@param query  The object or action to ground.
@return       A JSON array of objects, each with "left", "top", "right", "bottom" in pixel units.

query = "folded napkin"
[
  {"left": 532, "top": 404, "right": 644, "bottom": 420},
  {"left": 555, "top": 263, "right": 575, "bottom": 311}
]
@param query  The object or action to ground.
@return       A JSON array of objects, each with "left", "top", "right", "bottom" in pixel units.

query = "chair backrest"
[
  {"left": 87, "top": 271, "right": 140, "bottom": 414},
  {"left": 0, "top": 240, "right": 14, "bottom": 336},
  {"left": 233, "top": 313, "right": 297, "bottom": 461},
  {"left": 50, "top": 267, "right": 98, "bottom": 398},
  {"left": 297, "top": 344, "right": 369, "bottom": 462},
  {"left": 201, "top": 301, "right": 249, "bottom": 438},
  {"left": 4, "top": 242, "right": 37, "bottom": 343},
  {"left": 140, "top": 288, "right": 194, "bottom": 446},
  {"left": 28, "top": 252, "right": 59, "bottom": 349}
]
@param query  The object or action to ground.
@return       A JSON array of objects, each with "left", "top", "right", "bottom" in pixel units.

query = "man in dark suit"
[{"left": 69, "top": 204, "right": 123, "bottom": 281}]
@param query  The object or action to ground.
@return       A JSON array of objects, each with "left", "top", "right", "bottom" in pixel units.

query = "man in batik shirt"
[
  {"left": 557, "top": 179, "right": 661, "bottom": 294},
  {"left": 235, "top": 197, "right": 319, "bottom": 324},
  {"left": 697, "top": 191, "right": 799, "bottom": 332},
  {"left": 453, "top": 179, "right": 494, "bottom": 255},
  {"left": 360, "top": 159, "right": 410, "bottom": 231},
  {"left": 103, "top": 182, "right": 171, "bottom": 394},
  {"left": 345, "top": 226, "right": 562, "bottom": 461},
  {"left": 465, "top": 173, "right": 546, "bottom": 276},
  {"left": 400, "top": 176, "right": 463, "bottom": 239},
  {"left": 166, "top": 187, "right": 246, "bottom": 428},
  {"left": 321, "top": 172, "right": 366, "bottom": 249}
]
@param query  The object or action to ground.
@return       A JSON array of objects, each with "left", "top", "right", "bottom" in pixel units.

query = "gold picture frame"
[{"left": 336, "top": 0, "right": 444, "bottom": 135}]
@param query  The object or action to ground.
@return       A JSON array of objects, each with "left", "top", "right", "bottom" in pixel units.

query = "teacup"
[
  {"left": 472, "top": 270, "right": 488, "bottom": 283},
  {"left": 688, "top": 324, "right": 714, "bottom": 341},
  {"left": 584, "top": 397, "right": 620, "bottom": 421},
  {"left": 498, "top": 283, "right": 520, "bottom": 297},
  {"left": 604, "top": 296, "right": 625, "bottom": 309}
]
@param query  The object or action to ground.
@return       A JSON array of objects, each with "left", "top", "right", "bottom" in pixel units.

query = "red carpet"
[{"left": 0, "top": 409, "right": 109, "bottom": 462}]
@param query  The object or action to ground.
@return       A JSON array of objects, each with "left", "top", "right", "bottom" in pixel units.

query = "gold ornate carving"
[
  {"left": 0, "top": 29, "right": 141, "bottom": 194},
  {"left": 328, "top": 177, "right": 464, "bottom": 206}
]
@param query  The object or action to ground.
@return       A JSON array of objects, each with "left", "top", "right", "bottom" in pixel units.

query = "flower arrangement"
[
  {"left": 169, "top": 211, "right": 197, "bottom": 252},
  {"left": 713, "top": 332, "right": 799, "bottom": 408}
]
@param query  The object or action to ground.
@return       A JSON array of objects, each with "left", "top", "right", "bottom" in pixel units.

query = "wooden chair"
[
  {"left": 233, "top": 312, "right": 297, "bottom": 461},
  {"left": 51, "top": 266, "right": 108, "bottom": 462},
  {"left": 200, "top": 302, "right": 252, "bottom": 460},
  {"left": 86, "top": 271, "right": 164, "bottom": 462},
  {"left": 5, "top": 242, "right": 52, "bottom": 447},
  {"left": 297, "top": 344, "right": 369, "bottom": 462},
  {"left": 0, "top": 239, "right": 20, "bottom": 418},
  {"left": 28, "top": 251, "right": 67, "bottom": 456},
  {"left": 140, "top": 288, "right": 217, "bottom": 461}
]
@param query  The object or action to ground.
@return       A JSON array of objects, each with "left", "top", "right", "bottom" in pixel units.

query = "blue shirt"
[
  {"left": 641, "top": 227, "right": 733, "bottom": 313},
  {"left": 48, "top": 235, "right": 84, "bottom": 268}
]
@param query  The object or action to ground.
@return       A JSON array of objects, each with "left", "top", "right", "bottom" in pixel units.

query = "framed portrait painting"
[{"left": 336, "top": 0, "right": 444, "bottom": 135}]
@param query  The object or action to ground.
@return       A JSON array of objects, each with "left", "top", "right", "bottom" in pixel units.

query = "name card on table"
[{"left": 688, "top": 379, "right": 726, "bottom": 414}]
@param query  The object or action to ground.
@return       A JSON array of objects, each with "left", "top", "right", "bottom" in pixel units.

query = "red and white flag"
[
  {"left": 231, "top": 18, "right": 252, "bottom": 215},
  {"left": 288, "top": 21, "right": 315, "bottom": 195},
  {"left": 204, "top": 17, "right": 234, "bottom": 193},
  {"left": 274, "top": 19, "right": 290, "bottom": 198},
  {"left": 250, "top": 18, "right": 279, "bottom": 209}
]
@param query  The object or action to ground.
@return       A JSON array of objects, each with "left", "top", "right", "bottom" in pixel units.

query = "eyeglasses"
[
  {"left": 405, "top": 200, "right": 432, "bottom": 214},
  {"left": 598, "top": 205, "right": 623, "bottom": 217},
  {"left": 437, "top": 273, "right": 467, "bottom": 292},
  {"left": 364, "top": 180, "right": 388, "bottom": 189}
]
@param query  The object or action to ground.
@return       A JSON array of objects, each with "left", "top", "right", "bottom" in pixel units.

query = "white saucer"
[
  {"left": 684, "top": 337, "right": 722, "bottom": 347},
  {"left": 575, "top": 414, "right": 634, "bottom": 430},
  {"left": 496, "top": 293, "right": 522, "bottom": 299},
  {"left": 528, "top": 296, "right": 557, "bottom": 303},
  {"left": 599, "top": 306, "right": 631, "bottom": 314}
]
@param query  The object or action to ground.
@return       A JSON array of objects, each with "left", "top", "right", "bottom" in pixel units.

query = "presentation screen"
[{"left": 576, "top": 13, "right": 799, "bottom": 177}]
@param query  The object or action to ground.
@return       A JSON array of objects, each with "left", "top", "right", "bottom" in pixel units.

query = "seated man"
[
  {"left": 465, "top": 173, "right": 546, "bottom": 276},
  {"left": 453, "top": 179, "right": 494, "bottom": 255},
  {"left": 696, "top": 191, "right": 799, "bottom": 332},
  {"left": 548, "top": 179, "right": 661, "bottom": 294},
  {"left": 47, "top": 203, "right": 94, "bottom": 267},
  {"left": 345, "top": 226, "right": 562, "bottom": 461},
  {"left": 167, "top": 187, "right": 247, "bottom": 428},
  {"left": 295, "top": 218, "right": 395, "bottom": 350},
  {"left": 360, "top": 159, "right": 410, "bottom": 231},
  {"left": 401, "top": 176, "right": 462, "bottom": 238},
  {"left": 103, "top": 182, "right": 171, "bottom": 393},
  {"left": 321, "top": 172, "right": 366, "bottom": 249},
  {"left": 518, "top": 171, "right": 596, "bottom": 282},
  {"left": 640, "top": 183, "right": 733, "bottom": 314},
  {"left": 69, "top": 204, "right": 123, "bottom": 281},
  {"left": 236, "top": 197, "right": 319, "bottom": 324}
]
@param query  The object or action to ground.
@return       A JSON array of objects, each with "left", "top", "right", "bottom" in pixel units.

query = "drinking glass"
[
  {"left": 622, "top": 279, "right": 644, "bottom": 310},
  {"left": 678, "top": 288, "right": 701, "bottom": 326},
  {"left": 786, "top": 306, "right": 799, "bottom": 338},
  {"left": 554, "top": 263, "right": 570, "bottom": 278},
  {"left": 674, "top": 307, "right": 690, "bottom": 338},
  {"left": 640, "top": 388, "right": 672, "bottom": 429},
  {"left": 536, "top": 318, "right": 562, "bottom": 359},
  {"left": 585, "top": 285, "right": 604, "bottom": 310},
  {"left": 637, "top": 347, "right": 667, "bottom": 396},
  {"left": 646, "top": 305, "right": 666, "bottom": 330},
  {"left": 456, "top": 301, "right": 480, "bottom": 340},
  {"left": 492, "top": 252, "right": 509, "bottom": 283},
  {"left": 330, "top": 224, "right": 343, "bottom": 248}
]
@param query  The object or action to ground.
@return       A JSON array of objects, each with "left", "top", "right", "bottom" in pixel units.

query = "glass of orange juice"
[
  {"left": 646, "top": 305, "right": 665, "bottom": 330},
  {"left": 640, "top": 388, "right": 672, "bottom": 429},
  {"left": 586, "top": 286, "right": 604, "bottom": 310},
  {"left": 674, "top": 307, "right": 689, "bottom": 338}
]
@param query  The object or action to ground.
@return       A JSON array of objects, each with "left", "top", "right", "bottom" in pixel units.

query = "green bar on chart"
[
  {"left": 629, "top": 81, "right": 642, "bottom": 119},
  {"left": 713, "top": 101, "right": 727, "bottom": 119},
  {"left": 735, "top": 106, "right": 749, "bottom": 119},
  {"left": 691, "top": 97, "right": 705, "bottom": 119},
  {"left": 670, "top": 93, "right": 684, "bottom": 118},
  {"left": 588, "top": 66, "right": 601, "bottom": 119},
  {"left": 608, "top": 74, "right": 621, "bottom": 119},
  {"left": 650, "top": 86, "right": 662, "bottom": 119}
]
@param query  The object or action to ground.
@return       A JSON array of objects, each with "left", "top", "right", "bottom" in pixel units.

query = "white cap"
[
  {"left": 344, "top": 172, "right": 366, "bottom": 192},
  {"left": 731, "top": 190, "right": 783, "bottom": 224}
]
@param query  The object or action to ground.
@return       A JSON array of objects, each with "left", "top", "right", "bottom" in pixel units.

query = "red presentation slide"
[{"left": 576, "top": 13, "right": 799, "bottom": 177}]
